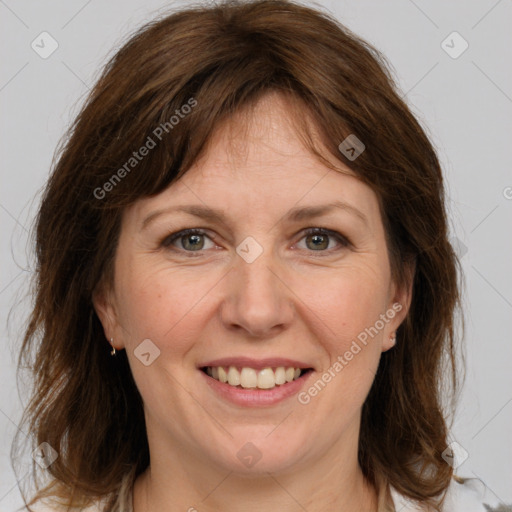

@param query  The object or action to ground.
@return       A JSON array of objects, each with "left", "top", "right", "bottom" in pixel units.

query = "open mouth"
[{"left": 200, "top": 366, "right": 314, "bottom": 390}]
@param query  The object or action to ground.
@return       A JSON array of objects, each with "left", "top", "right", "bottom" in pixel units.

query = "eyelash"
[{"left": 160, "top": 227, "right": 350, "bottom": 257}]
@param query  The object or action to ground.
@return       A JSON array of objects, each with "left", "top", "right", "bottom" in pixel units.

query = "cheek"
[
  {"left": 293, "top": 262, "right": 389, "bottom": 408},
  {"left": 114, "top": 259, "right": 223, "bottom": 357},
  {"left": 301, "top": 263, "right": 390, "bottom": 345},
  {"left": 317, "top": 268, "right": 390, "bottom": 401}
]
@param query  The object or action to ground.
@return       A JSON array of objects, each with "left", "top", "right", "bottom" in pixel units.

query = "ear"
[
  {"left": 92, "top": 281, "right": 124, "bottom": 350},
  {"left": 382, "top": 258, "right": 415, "bottom": 352}
]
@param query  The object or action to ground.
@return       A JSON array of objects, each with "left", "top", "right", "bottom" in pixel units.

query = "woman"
[{"left": 13, "top": 0, "right": 503, "bottom": 510}]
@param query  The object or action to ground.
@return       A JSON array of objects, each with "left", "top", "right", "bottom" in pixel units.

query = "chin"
[{"left": 199, "top": 433, "right": 307, "bottom": 476}]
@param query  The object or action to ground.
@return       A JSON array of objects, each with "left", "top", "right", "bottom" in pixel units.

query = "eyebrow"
[{"left": 141, "top": 200, "right": 369, "bottom": 231}]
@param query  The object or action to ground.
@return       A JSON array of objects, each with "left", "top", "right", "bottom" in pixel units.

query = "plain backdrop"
[{"left": 1, "top": 0, "right": 511, "bottom": 509}]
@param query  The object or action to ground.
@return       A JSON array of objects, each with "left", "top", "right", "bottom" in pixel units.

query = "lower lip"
[{"left": 200, "top": 369, "right": 313, "bottom": 407}]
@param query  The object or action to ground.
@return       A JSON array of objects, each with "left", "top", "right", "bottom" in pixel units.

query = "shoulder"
[{"left": 390, "top": 476, "right": 511, "bottom": 511}]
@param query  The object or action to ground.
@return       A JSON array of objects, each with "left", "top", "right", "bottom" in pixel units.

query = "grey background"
[{"left": 1, "top": 0, "right": 511, "bottom": 509}]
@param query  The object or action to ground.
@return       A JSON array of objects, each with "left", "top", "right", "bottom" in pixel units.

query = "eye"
[
  {"left": 296, "top": 228, "right": 349, "bottom": 253},
  {"left": 160, "top": 227, "right": 350, "bottom": 256},
  {"left": 161, "top": 229, "right": 215, "bottom": 253}
]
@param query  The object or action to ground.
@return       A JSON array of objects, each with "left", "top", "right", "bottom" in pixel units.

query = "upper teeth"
[{"left": 206, "top": 366, "right": 302, "bottom": 389}]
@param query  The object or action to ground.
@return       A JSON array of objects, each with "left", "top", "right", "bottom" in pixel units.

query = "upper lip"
[{"left": 198, "top": 357, "right": 314, "bottom": 371}]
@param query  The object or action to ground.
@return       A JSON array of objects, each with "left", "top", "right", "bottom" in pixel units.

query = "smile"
[
  {"left": 201, "top": 366, "right": 311, "bottom": 390},
  {"left": 198, "top": 357, "right": 315, "bottom": 406}
]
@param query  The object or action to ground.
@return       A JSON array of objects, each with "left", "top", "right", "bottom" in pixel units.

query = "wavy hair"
[{"left": 13, "top": 1, "right": 463, "bottom": 510}]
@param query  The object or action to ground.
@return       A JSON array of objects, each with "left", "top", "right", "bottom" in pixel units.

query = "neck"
[{"left": 133, "top": 426, "right": 378, "bottom": 512}]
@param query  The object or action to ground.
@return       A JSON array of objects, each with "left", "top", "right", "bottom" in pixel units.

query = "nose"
[{"left": 219, "top": 247, "right": 294, "bottom": 338}]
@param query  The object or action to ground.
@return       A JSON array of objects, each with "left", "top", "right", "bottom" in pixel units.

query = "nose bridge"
[
  {"left": 238, "top": 246, "right": 277, "bottom": 298},
  {"left": 221, "top": 236, "right": 293, "bottom": 336}
]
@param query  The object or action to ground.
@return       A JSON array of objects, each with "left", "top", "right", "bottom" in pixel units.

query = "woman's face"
[{"left": 95, "top": 93, "right": 410, "bottom": 476}]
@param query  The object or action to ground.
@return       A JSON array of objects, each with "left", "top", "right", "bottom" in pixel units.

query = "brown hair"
[{"left": 13, "top": 0, "right": 463, "bottom": 510}]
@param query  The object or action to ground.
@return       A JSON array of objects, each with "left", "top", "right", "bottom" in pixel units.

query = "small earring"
[
  {"left": 389, "top": 332, "right": 396, "bottom": 346},
  {"left": 110, "top": 338, "right": 116, "bottom": 356}
]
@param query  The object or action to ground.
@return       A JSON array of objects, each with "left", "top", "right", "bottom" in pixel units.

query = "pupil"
[
  {"left": 309, "top": 234, "right": 327, "bottom": 250},
  {"left": 184, "top": 234, "right": 203, "bottom": 250}
]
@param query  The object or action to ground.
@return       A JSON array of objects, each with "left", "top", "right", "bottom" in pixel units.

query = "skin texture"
[{"left": 94, "top": 92, "right": 412, "bottom": 511}]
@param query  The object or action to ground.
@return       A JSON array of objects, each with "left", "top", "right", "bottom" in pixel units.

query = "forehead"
[
  {"left": 126, "top": 92, "right": 382, "bottom": 228},
  {"left": 191, "top": 91, "right": 346, "bottom": 178}
]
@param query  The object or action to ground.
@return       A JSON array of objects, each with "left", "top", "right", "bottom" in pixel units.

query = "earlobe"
[{"left": 382, "top": 331, "right": 397, "bottom": 352}]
